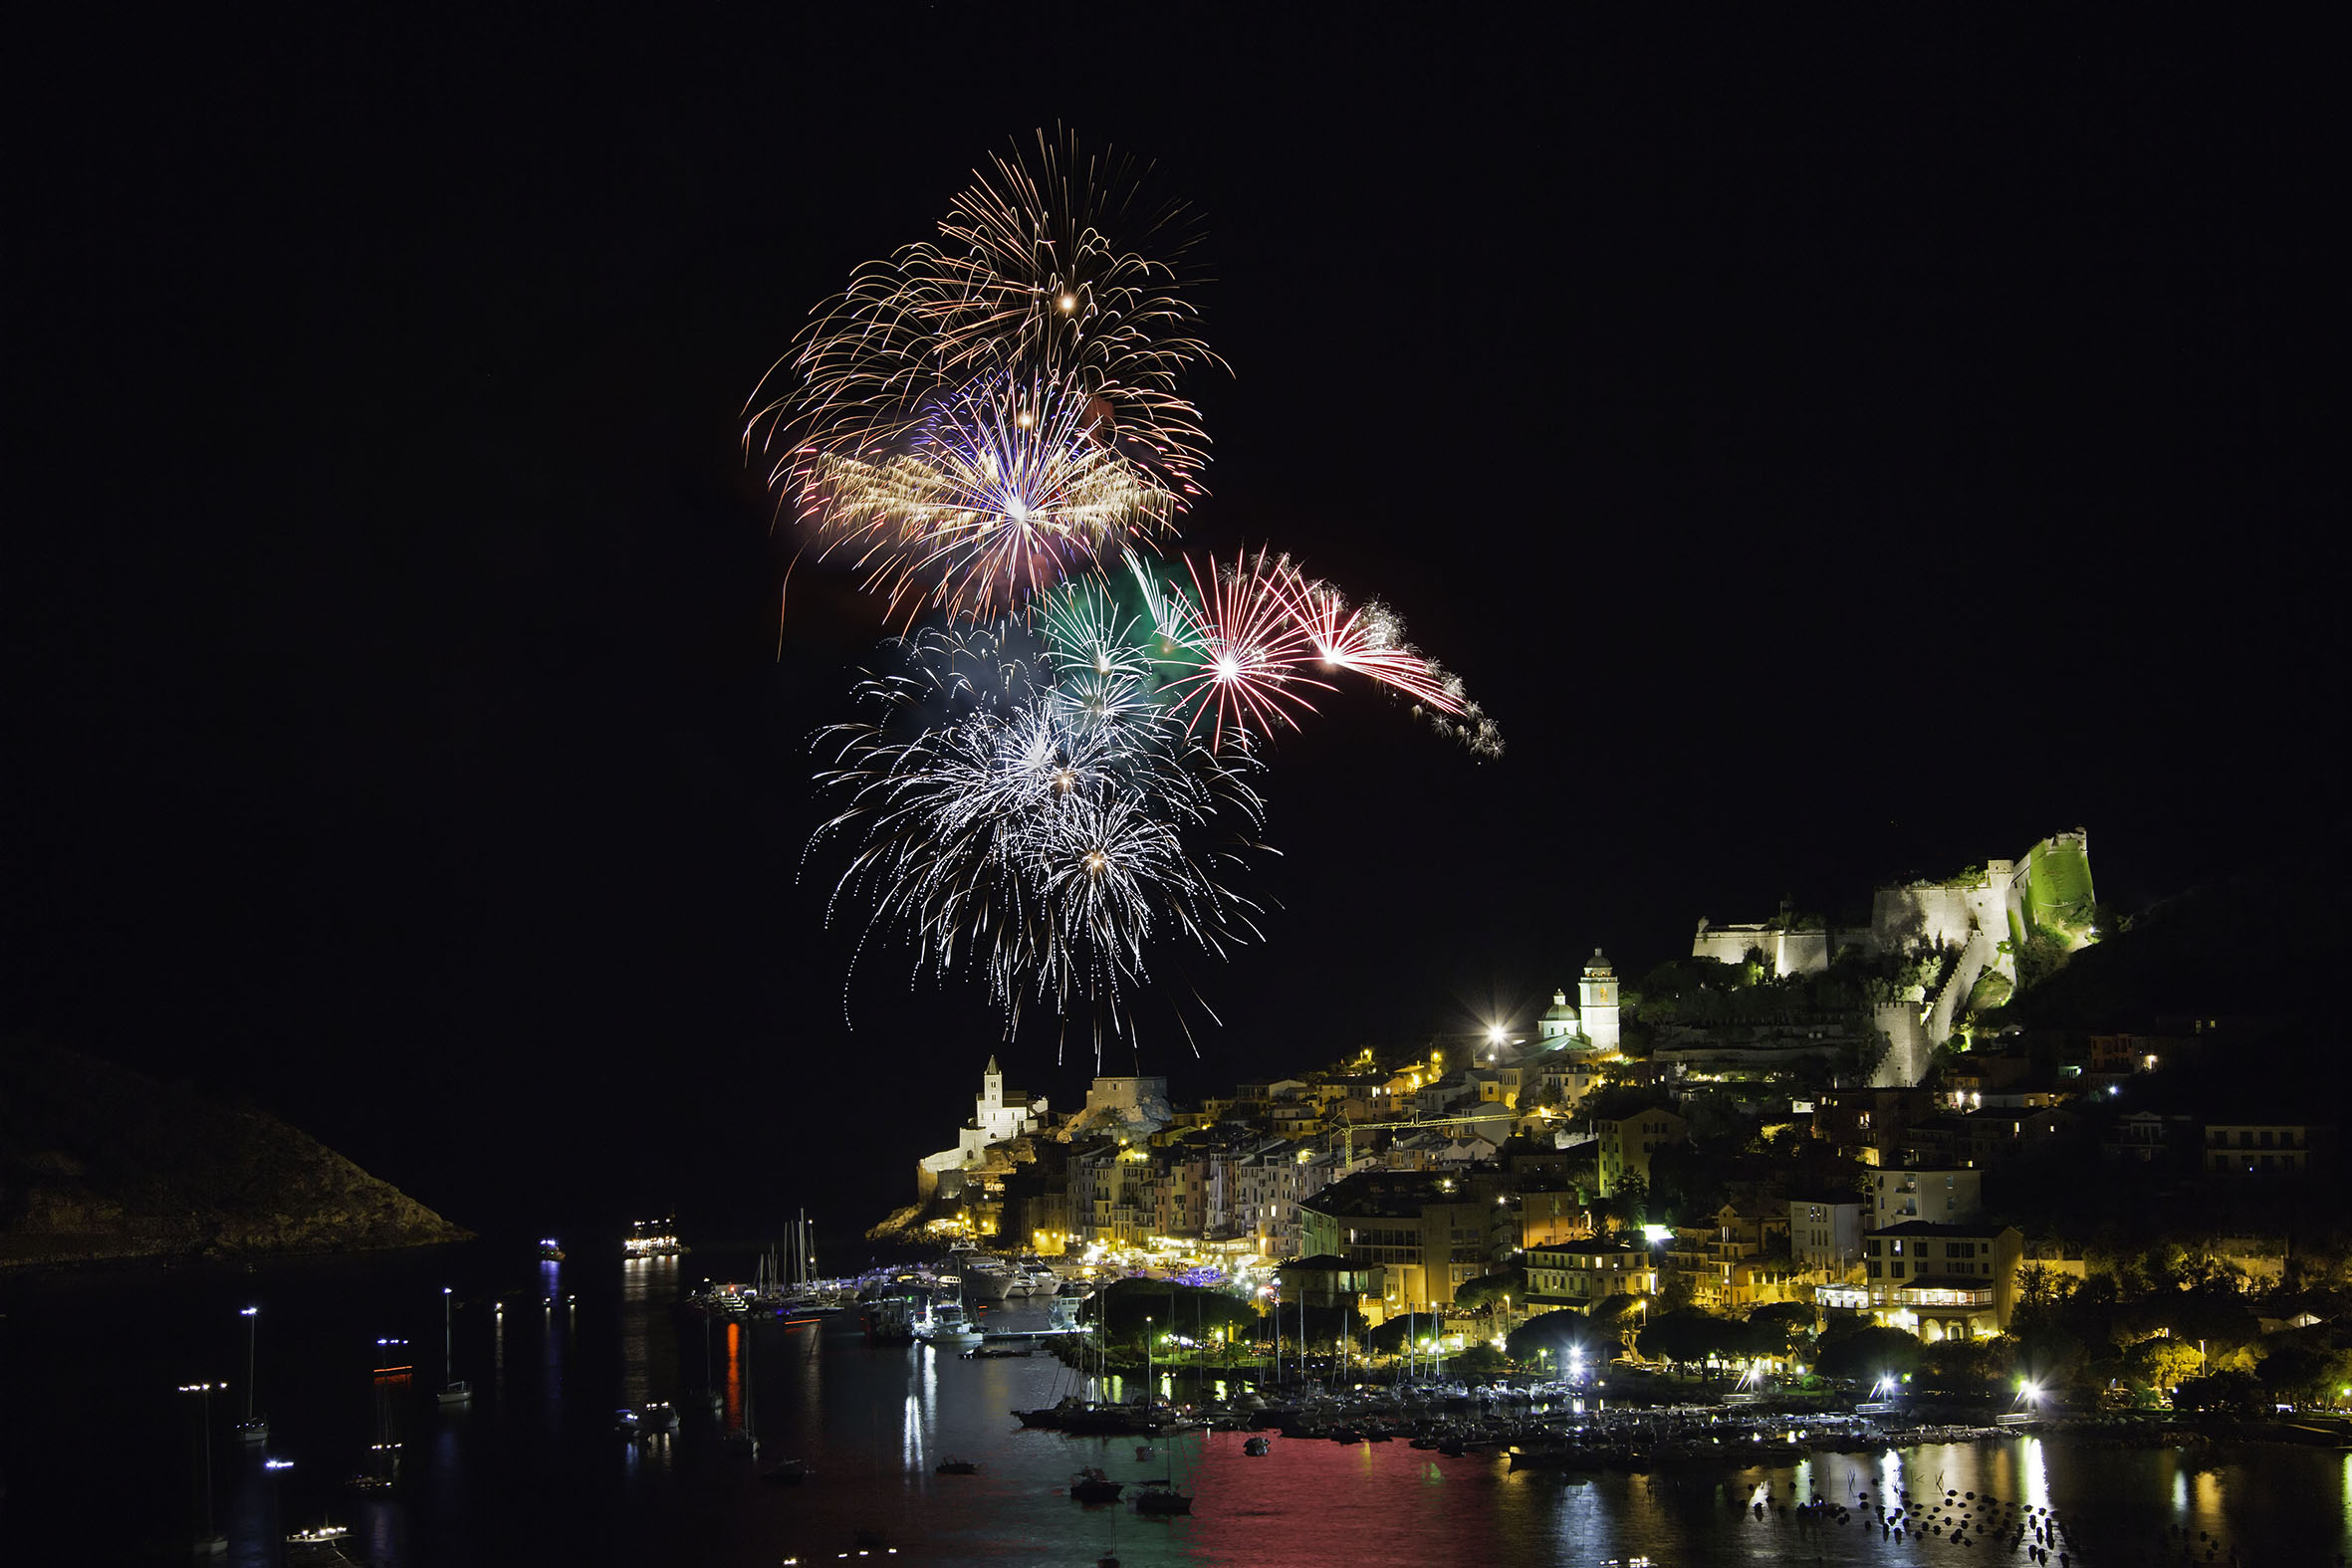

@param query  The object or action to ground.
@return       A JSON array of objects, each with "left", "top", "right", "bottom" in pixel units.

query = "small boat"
[
  {"left": 638, "top": 1401, "right": 678, "bottom": 1434},
  {"left": 1131, "top": 1481, "right": 1192, "bottom": 1516},
  {"left": 287, "top": 1524, "right": 350, "bottom": 1545},
  {"left": 1243, "top": 1436, "right": 1271, "bottom": 1456},
  {"left": 935, "top": 1456, "right": 980, "bottom": 1474},
  {"left": 760, "top": 1457, "right": 811, "bottom": 1484},
  {"left": 1068, "top": 1466, "right": 1123, "bottom": 1503},
  {"left": 538, "top": 1237, "right": 566, "bottom": 1261}
]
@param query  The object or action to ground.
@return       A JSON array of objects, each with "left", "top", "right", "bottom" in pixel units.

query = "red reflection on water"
[
  {"left": 724, "top": 1320, "right": 742, "bottom": 1427},
  {"left": 1177, "top": 1438, "right": 1512, "bottom": 1566}
]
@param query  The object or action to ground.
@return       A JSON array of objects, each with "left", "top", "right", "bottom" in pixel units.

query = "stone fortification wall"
[
  {"left": 1872, "top": 1001, "right": 1929, "bottom": 1088},
  {"left": 1691, "top": 922, "right": 1871, "bottom": 977}
]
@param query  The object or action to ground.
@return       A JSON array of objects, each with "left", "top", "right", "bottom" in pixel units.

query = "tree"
[
  {"left": 2171, "top": 1368, "right": 2261, "bottom": 1414},
  {"left": 1588, "top": 1292, "right": 1651, "bottom": 1352},
  {"left": 1508, "top": 1308, "right": 1603, "bottom": 1364},
  {"left": 1365, "top": 1311, "right": 1446, "bottom": 1356},
  {"left": 1747, "top": 1301, "right": 1818, "bottom": 1357},
  {"left": 2119, "top": 1337, "right": 2203, "bottom": 1397},
  {"left": 1920, "top": 1336, "right": 2002, "bottom": 1395},
  {"left": 2255, "top": 1344, "right": 2352, "bottom": 1409},
  {"left": 2011, "top": 1263, "right": 2077, "bottom": 1336},
  {"left": 1452, "top": 1344, "right": 1508, "bottom": 1383},
  {"left": 1815, "top": 1325, "right": 1923, "bottom": 1385},
  {"left": 1452, "top": 1267, "right": 1526, "bottom": 1313},
  {"left": 1638, "top": 1309, "right": 1732, "bottom": 1373}
]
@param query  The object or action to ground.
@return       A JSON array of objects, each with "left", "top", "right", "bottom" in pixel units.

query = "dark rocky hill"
[
  {"left": 2007, "top": 824, "right": 2346, "bottom": 1034},
  {"left": 0, "top": 1037, "right": 469, "bottom": 1265}
]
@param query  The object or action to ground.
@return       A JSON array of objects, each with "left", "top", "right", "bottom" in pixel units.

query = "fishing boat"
[
  {"left": 537, "top": 1237, "right": 565, "bottom": 1261},
  {"left": 914, "top": 1298, "right": 983, "bottom": 1345}
]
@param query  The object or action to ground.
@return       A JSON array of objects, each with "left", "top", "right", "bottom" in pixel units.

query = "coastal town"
[{"left": 871, "top": 833, "right": 2352, "bottom": 1426}]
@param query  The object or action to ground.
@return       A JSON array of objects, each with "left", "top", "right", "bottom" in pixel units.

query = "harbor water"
[{"left": 4, "top": 1237, "right": 2348, "bottom": 1566}]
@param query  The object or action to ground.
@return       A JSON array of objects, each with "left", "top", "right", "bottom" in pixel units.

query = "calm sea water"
[{"left": 5, "top": 1237, "right": 2348, "bottom": 1566}]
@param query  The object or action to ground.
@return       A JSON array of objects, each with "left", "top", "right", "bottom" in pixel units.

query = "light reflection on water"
[{"left": 7, "top": 1244, "right": 2352, "bottom": 1566}]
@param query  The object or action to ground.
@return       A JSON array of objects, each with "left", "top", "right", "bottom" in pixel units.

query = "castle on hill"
[{"left": 1692, "top": 829, "right": 2097, "bottom": 1087}]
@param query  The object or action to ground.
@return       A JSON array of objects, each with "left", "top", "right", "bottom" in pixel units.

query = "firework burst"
[
  {"left": 771, "top": 134, "right": 1497, "bottom": 1053},
  {"left": 1153, "top": 549, "right": 1329, "bottom": 751},
  {"left": 800, "top": 370, "right": 1177, "bottom": 621},
  {"left": 812, "top": 625, "right": 1266, "bottom": 1050},
  {"left": 751, "top": 129, "right": 1218, "bottom": 620}
]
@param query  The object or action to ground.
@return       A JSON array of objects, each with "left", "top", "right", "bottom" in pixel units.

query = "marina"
[{"left": 9, "top": 1233, "right": 2350, "bottom": 1565}]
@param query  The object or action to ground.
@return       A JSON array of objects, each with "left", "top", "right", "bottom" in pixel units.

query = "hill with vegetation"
[
  {"left": 0, "top": 1037, "right": 469, "bottom": 1266},
  {"left": 2002, "top": 826, "right": 2344, "bottom": 1035}
]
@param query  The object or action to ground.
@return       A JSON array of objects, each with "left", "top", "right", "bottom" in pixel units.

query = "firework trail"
[{"left": 764, "top": 132, "right": 1498, "bottom": 1051}]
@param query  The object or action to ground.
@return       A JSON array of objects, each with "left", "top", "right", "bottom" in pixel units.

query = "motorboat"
[{"left": 960, "top": 1260, "right": 1019, "bottom": 1303}]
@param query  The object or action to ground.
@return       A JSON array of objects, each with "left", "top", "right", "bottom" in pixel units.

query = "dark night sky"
[{"left": 6, "top": 13, "right": 2339, "bottom": 1244}]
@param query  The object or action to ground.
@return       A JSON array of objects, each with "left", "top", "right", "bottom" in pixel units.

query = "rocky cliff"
[{"left": 0, "top": 1037, "right": 469, "bottom": 1265}]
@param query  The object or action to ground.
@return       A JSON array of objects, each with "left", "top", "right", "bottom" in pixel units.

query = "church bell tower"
[{"left": 1577, "top": 948, "right": 1621, "bottom": 1053}]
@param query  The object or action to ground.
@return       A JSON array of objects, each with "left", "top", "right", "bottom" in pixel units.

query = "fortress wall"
[
  {"left": 1693, "top": 925, "right": 1874, "bottom": 976},
  {"left": 2022, "top": 833, "right": 2097, "bottom": 941},
  {"left": 1872, "top": 1001, "right": 1931, "bottom": 1088},
  {"left": 1692, "top": 927, "right": 1768, "bottom": 967},
  {"left": 1925, "top": 927, "right": 1999, "bottom": 1047},
  {"left": 1776, "top": 929, "right": 1831, "bottom": 976},
  {"left": 1873, "top": 884, "right": 1982, "bottom": 953}
]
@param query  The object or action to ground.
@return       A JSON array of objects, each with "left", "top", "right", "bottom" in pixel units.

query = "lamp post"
[{"left": 177, "top": 1380, "right": 227, "bottom": 1558}]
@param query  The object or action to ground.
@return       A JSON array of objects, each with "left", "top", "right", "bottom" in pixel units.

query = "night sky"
[{"left": 8, "top": 14, "right": 2336, "bottom": 1244}]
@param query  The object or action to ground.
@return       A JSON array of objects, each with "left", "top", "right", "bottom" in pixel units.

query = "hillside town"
[{"left": 875, "top": 834, "right": 2352, "bottom": 1417}]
